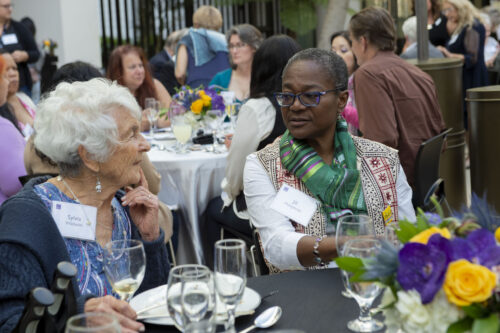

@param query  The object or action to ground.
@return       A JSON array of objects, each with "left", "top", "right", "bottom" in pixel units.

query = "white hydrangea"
[{"left": 381, "top": 289, "right": 464, "bottom": 333}]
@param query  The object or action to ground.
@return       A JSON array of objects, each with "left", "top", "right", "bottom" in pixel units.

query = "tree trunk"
[{"left": 316, "top": 0, "right": 350, "bottom": 50}]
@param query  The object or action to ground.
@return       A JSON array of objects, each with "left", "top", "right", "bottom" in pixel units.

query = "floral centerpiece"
[
  {"left": 336, "top": 195, "right": 500, "bottom": 333},
  {"left": 43, "top": 39, "right": 58, "bottom": 56},
  {"left": 170, "top": 85, "right": 225, "bottom": 118}
]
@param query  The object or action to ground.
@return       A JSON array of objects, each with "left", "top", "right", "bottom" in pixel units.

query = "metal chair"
[{"left": 412, "top": 128, "right": 452, "bottom": 212}]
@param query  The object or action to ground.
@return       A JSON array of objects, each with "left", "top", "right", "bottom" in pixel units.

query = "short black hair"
[
  {"left": 48, "top": 61, "right": 103, "bottom": 91},
  {"left": 249, "top": 35, "right": 301, "bottom": 99},
  {"left": 283, "top": 48, "right": 348, "bottom": 91}
]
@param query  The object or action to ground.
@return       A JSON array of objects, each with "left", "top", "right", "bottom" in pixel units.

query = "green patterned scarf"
[{"left": 279, "top": 119, "right": 367, "bottom": 223}]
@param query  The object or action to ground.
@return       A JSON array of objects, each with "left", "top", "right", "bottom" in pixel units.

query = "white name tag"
[
  {"left": 270, "top": 184, "right": 317, "bottom": 226},
  {"left": 51, "top": 201, "right": 97, "bottom": 241},
  {"left": 2, "top": 33, "right": 18, "bottom": 45}
]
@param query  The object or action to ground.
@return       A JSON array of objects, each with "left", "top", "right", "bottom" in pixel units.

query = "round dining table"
[
  {"left": 143, "top": 268, "right": 380, "bottom": 332},
  {"left": 147, "top": 138, "right": 228, "bottom": 264}
]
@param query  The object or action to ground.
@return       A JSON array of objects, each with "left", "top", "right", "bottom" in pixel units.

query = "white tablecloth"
[{"left": 147, "top": 143, "right": 227, "bottom": 264}]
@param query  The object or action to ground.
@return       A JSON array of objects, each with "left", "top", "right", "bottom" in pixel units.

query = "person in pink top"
[
  {"left": 0, "top": 116, "right": 26, "bottom": 205},
  {"left": 0, "top": 53, "right": 26, "bottom": 204}
]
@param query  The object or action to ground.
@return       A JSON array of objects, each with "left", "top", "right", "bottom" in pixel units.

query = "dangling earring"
[{"left": 95, "top": 174, "right": 102, "bottom": 193}]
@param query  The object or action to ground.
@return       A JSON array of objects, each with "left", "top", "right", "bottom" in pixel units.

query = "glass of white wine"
[
  {"left": 342, "top": 238, "right": 384, "bottom": 332},
  {"left": 65, "top": 312, "right": 120, "bottom": 333},
  {"left": 170, "top": 105, "right": 193, "bottom": 154},
  {"left": 167, "top": 264, "right": 211, "bottom": 332},
  {"left": 214, "top": 239, "right": 246, "bottom": 333},
  {"left": 103, "top": 239, "right": 146, "bottom": 302}
]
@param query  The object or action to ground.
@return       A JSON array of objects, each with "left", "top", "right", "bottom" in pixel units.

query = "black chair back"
[
  {"left": 13, "top": 287, "right": 54, "bottom": 333},
  {"left": 252, "top": 229, "right": 269, "bottom": 276},
  {"left": 412, "top": 128, "right": 452, "bottom": 209}
]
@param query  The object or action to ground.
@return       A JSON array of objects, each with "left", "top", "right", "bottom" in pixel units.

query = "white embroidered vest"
[{"left": 256, "top": 136, "right": 400, "bottom": 274}]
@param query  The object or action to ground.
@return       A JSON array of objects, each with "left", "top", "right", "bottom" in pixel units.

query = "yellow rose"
[
  {"left": 495, "top": 227, "right": 500, "bottom": 243},
  {"left": 409, "top": 227, "right": 451, "bottom": 244},
  {"left": 443, "top": 259, "right": 497, "bottom": 306},
  {"left": 201, "top": 94, "right": 211, "bottom": 107},
  {"left": 190, "top": 99, "right": 204, "bottom": 114},
  {"left": 198, "top": 90, "right": 206, "bottom": 96}
]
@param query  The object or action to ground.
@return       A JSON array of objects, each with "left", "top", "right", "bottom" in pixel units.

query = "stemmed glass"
[
  {"left": 342, "top": 238, "right": 384, "bottom": 332},
  {"left": 65, "top": 312, "right": 120, "bottom": 333},
  {"left": 181, "top": 266, "right": 216, "bottom": 333},
  {"left": 214, "top": 239, "right": 246, "bottom": 333},
  {"left": 170, "top": 104, "right": 193, "bottom": 154},
  {"left": 145, "top": 98, "right": 159, "bottom": 139},
  {"left": 167, "top": 265, "right": 212, "bottom": 332},
  {"left": 103, "top": 240, "right": 146, "bottom": 302},
  {"left": 334, "top": 215, "right": 375, "bottom": 298},
  {"left": 205, "top": 109, "right": 225, "bottom": 152}
]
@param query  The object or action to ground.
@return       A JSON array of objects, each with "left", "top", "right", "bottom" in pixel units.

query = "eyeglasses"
[
  {"left": 228, "top": 42, "right": 247, "bottom": 50},
  {"left": 274, "top": 89, "right": 341, "bottom": 107}
]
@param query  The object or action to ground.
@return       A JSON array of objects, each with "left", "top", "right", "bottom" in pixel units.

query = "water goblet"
[
  {"left": 335, "top": 215, "right": 375, "bottom": 298},
  {"left": 167, "top": 264, "right": 210, "bottom": 332},
  {"left": 205, "top": 110, "right": 225, "bottom": 152},
  {"left": 342, "top": 238, "right": 384, "bottom": 332},
  {"left": 145, "top": 98, "right": 159, "bottom": 138},
  {"left": 181, "top": 266, "right": 216, "bottom": 333},
  {"left": 103, "top": 239, "right": 146, "bottom": 302},
  {"left": 214, "top": 239, "right": 246, "bottom": 333},
  {"left": 65, "top": 312, "right": 120, "bottom": 333}
]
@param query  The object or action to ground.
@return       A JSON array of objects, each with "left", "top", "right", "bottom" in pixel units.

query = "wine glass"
[
  {"left": 103, "top": 239, "right": 146, "bottom": 302},
  {"left": 214, "top": 239, "right": 246, "bottom": 333},
  {"left": 342, "top": 238, "right": 384, "bottom": 332},
  {"left": 170, "top": 105, "right": 193, "bottom": 154},
  {"left": 145, "top": 98, "right": 159, "bottom": 138},
  {"left": 167, "top": 264, "right": 210, "bottom": 331},
  {"left": 335, "top": 215, "right": 375, "bottom": 298},
  {"left": 65, "top": 312, "right": 120, "bottom": 333},
  {"left": 205, "top": 109, "right": 225, "bottom": 152},
  {"left": 181, "top": 266, "right": 216, "bottom": 333}
]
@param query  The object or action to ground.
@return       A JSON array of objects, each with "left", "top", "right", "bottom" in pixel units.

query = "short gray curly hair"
[
  {"left": 283, "top": 48, "right": 348, "bottom": 91},
  {"left": 34, "top": 78, "right": 141, "bottom": 177}
]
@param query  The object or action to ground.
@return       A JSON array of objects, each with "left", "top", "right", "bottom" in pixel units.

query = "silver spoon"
[{"left": 239, "top": 306, "right": 282, "bottom": 333}]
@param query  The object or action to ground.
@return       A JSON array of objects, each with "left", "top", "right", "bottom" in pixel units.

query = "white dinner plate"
[{"left": 130, "top": 284, "right": 261, "bottom": 326}]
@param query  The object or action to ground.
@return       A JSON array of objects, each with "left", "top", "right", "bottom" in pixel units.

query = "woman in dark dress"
[
  {"left": 438, "top": 0, "right": 489, "bottom": 128},
  {"left": 412, "top": 0, "right": 449, "bottom": 46}
]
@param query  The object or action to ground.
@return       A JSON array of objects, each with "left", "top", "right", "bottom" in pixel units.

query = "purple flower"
[
  {"left": 450, "top": 229, "right": 500, "bottom": 268},
  {"left": 424, "top": 212, "right": 442, "bottom": 225},
  {"left": 205, "top": 88, "right": 225, "bottom": 111},
  {"left": 397, "top": 234, "right": 452, "bottom": 304}
]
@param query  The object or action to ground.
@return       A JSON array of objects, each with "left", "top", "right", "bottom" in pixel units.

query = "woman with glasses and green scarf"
[{"left": 243, "top": 49, "right": 416, "bottom": 274}]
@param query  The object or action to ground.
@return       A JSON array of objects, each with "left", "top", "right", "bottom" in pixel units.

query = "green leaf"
[
  {"left": 335, "top": 257, "right": 364, "bottom": 272},
  {"left": 472, "top": 314, "right": 499, "bottom": 333},
  {"left": 447, "top": 317, "right": 473, "bottom": 333},
  {"left": 395, "top": 220, "right": 419, "bottom": 243},
  {"left": 462, "top": 304, "right": 489, "bottom": 319},
  {"left": 280, "top": 0, "right": 317, "bottom": 35},
  {"left": 416, "top": 210, "right": 430, "bottom": 231}
]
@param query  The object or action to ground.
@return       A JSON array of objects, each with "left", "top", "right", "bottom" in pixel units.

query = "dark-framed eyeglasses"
[{"left": 274, "top": 89, "right": 342, "bottom": 107}]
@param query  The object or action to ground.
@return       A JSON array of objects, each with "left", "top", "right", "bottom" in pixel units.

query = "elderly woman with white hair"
[{"left": 0, "top": 78, "right": 169, "bottom": 332}]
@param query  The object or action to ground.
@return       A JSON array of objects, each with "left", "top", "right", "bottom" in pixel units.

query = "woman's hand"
[
  {"left": 121, "top": 169, "right": 160, "bottom": 241},
  {"left": 436, "top": 46, "right": 465, "bottom": 62},
  {"left": 84, "top": 295, "right": 145, "bottom": 333}
]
